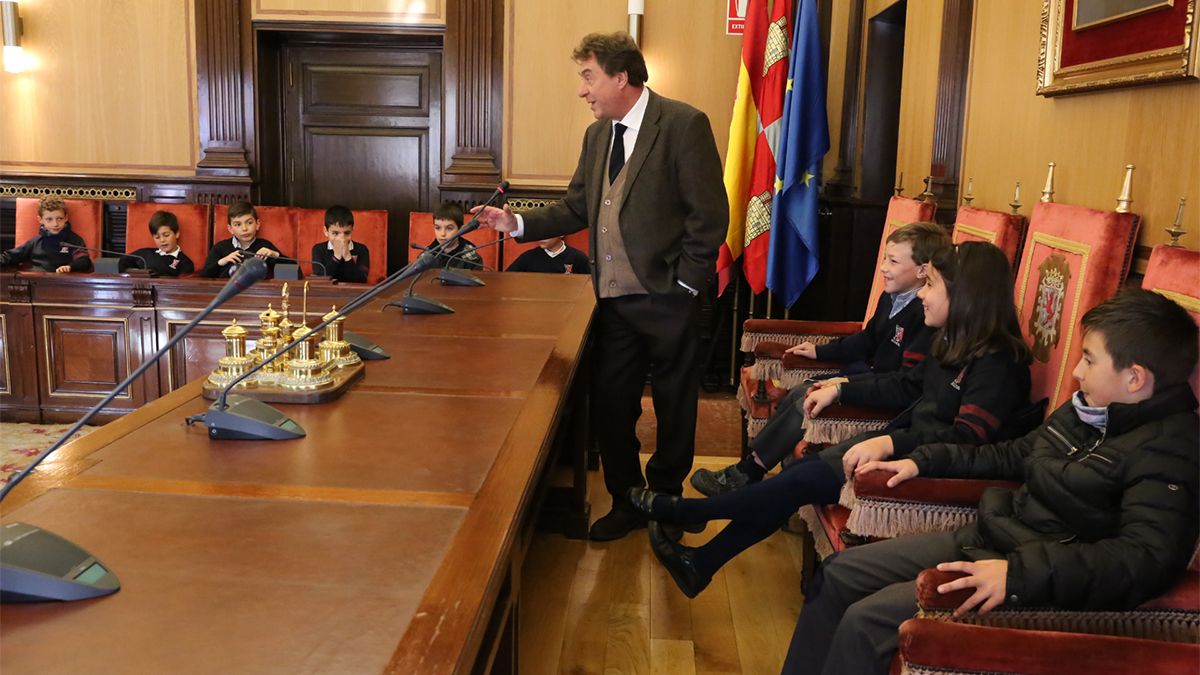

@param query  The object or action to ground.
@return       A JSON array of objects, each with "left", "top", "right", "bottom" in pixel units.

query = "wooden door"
[{"left": 282, "top": 43, "right": 442, "bottom": 274}]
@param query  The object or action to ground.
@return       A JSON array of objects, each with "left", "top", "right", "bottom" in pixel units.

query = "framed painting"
[{"left": 1037, "top": 0, "right": 1198, "bottom": 96}]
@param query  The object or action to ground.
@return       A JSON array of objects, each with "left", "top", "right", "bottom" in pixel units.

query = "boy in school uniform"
[
  {"left": 199, "top": 201, "right": 290, "bottom": 278},
  {"left": 310, "top": 205, "right": 370, "bottom": 284},
  {"left": 784, "top": 288, "right": 1200, "bottom": 675},
  {"left": 429, "top": 202, "right": 483, "bottom": 270},
  {"left": 123, "top": 210, "right": 195, "bottom": 276},
  {"left": 692, "top": 221, "right": 950, "bottom": 496},
  {"left": 506, "top": 236, "right": 590, "bottom": 274},
  {"left": 1, "top": 196, "right": 93, "bottom": 273}
]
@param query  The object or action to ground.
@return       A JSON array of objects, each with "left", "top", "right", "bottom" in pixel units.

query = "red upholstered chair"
[
  {"left": 213, "top": 204, "right": 296, "bottom": 260},
  {"left": 15, "top": 198, "right": 104, "bottom": 260},
  {"left": 501, "top": 230, "right": 590, "bottom": 270},
  {"left": 1143, "top": 245, "right": 1200, "bottom": 393},
  {"left": 125, "top": 202, "right": 211, "bottom": 270},
  {"left": 895, "top": 618, "right": 1200, "bottom": 675},
  {"left": 951, "top": 205, "right": 1027, "bottom": 266},
  {"left": 737, "top": 196, "right": 937, "bottom": 437},
  {"left": 291, "top": 207, "right": 389, "bottom": 283},
  {"left": 408, "top": 212, "right": 500, "bottom": 271}
]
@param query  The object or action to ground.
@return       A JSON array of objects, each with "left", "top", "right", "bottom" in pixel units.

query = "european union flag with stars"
[{"left": 766, "top": 0, "right": 829, "bottom": 308}]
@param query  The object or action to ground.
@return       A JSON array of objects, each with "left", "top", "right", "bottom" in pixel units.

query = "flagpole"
[{"left": 729, "top": 281, "right": 740, "bottom": 387}]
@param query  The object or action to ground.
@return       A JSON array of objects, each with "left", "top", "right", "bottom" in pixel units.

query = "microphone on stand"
[
  {"left": 393, "top": 236, "right": 511, "bottom": 314},
  {"left": 189, "top": 246, "right": 445, "bottom": 439},
  {"left": 0, "top": 257, "right": 270, "bottom": 604},
  {"left": 63, "top": 243, "right": 148, "bottom": 275},
  {"left": 273, "top": 259, "right": 328, "bottom": 281}
]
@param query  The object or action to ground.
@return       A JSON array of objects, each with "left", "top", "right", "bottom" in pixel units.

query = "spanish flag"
[{"left": 718, "top": 0, "right": 792, "bottom": 296}]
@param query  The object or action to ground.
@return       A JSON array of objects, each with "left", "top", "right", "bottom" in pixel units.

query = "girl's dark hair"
[{"left": 930, "top": 241, "right": 1030, "bottom": 367}]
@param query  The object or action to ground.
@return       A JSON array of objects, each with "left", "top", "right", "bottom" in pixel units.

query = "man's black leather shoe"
[
  {"left": 626, "top": 487, "right": 705, "bottom": 533},
  {"left": 589, "top": 506, "right": 647, "bottom": 541},
  {"left": 648, "top": 522, "right": 712, "bottom": 598}
]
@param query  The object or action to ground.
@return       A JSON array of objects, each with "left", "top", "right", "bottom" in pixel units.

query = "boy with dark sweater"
[
  {"left": 786, "top": 288, "right": 1200, "bottom": 675},
  {"left": 310, "top": 205, "right": 370, "bottom": 283},
  {"left": 507, "top": 236, "right": 590, "bottom": 274},
  {"left": 693, "top": 221, "right": 949, "bottom": 496},
  {"left": 429, "top": 203, "right": 483, "bottom": 270},
  {"left": 200, "top": 201, "right": 290, "bottom": 278},
  {"left": 123, "top": 210, "right": 195, "bottom": 276},
  {"left": 1, "top": 197, "right": 93, "bottom": 273}
]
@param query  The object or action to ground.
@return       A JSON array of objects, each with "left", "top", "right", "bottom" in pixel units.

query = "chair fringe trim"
[
  {"left": 736, "top": 384, "right": 752, "bottom": 412},
  {"left": 740, "top": 332, "right": 839, "bottom": 353},
  {"left": 746, "top": 415, "right": 768, "bottom": 439},
  {"left": 839, "top": 481, "right": 858, "bottom": 509},
  {"left": 901, "top": 663, "right": 961, "bottom": 675},
  {"left": 803, "top": 417, "right": 890, "bottom": 445},
  {"left": 916, "top": 608, "right": 1200, "bottom": 644},
  {"left": 797, "top": 506, "right": 836, "bottom": 560},
  {"left": 779, "top": 367, "right": 839, "bottom": 390},
  {"left": 750, "top": 357, "right": 783, "bottom": 381},
  {"left": 846, "top": 499, "right": 976, "bottom": 538}
]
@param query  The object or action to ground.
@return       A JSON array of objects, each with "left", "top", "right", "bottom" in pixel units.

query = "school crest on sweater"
[{"left": 1029, "top": 254, "right": 1071, "bottom": 363}]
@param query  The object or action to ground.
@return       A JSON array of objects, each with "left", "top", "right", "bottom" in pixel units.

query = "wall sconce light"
[
  {"left": 628, "top": 0, "right": 644, "bottom": 46},
  {"left": 2, "top": 1, "right": 25, "bottom": 74}
]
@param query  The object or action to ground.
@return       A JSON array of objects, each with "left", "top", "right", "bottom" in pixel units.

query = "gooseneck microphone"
[
  {"left": 271, "top": 258, "right": 328, "bottom": 281},
  {"left": 190, "top": 238, "right": 454, "bottom": 439},
  {"left": 63, "top": 243, "right": 147, "bottom": 273},
  {"left": 0, "top": 257, "right": 270, "bottom": 604}
]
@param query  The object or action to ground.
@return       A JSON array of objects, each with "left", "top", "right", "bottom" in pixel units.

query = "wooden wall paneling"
[
  {"left": 859, "top": 2, "right": 907, "bottom": 201},
  {"left": 252, "top": 0, "right": 446, "bottom": 25},
  {"left": 959, "top": 0, "right": 1200, "bottom": 257},
  {"left": 441, "top": 0, "right": 503, "bottom": 190},
  {"left": 0, "top": 278, "right": 41, "bottom": 422},
  {"left": 893, "top": 0, "right": 944, "bottom": 199},
  {"left": 827, "top": 0, "right": 865, "bottom": 196},
  {"left": 195, "top": 0, "right": 253, "bottom": 177},
  {"left": 928, "top": 0, "right": 973, "bottom": 221}
]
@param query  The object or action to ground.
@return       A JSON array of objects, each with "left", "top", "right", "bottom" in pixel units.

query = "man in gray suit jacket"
[{"left": 474, "top": 32, "right": 728, "bottom": 541}]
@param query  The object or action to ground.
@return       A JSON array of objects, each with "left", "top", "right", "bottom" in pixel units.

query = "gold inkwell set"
[{"left": 202, "top": 282, "right": 365, "bottom": 403}]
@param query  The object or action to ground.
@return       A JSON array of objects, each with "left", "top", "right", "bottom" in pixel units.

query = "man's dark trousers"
[{"left": 594, "top": 292, "right": 699, "bottom": 499}]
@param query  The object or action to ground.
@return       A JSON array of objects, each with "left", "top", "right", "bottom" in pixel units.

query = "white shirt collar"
[
  {"left": 156, "top": 247, "right": 181, "bottom": 258},
  {"left": 232, "top": 237, "right": 257, "bottom": 251},
  {"left": 544, "top": 241, "right": 568, "bottom": 258},
  {"left": 614, "top": 86, "right": 650, "bottom": 133}
]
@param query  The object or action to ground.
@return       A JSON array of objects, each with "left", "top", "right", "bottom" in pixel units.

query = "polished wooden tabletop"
[{"left": 0, "top": 271, "right": 595, "bottom": 675}]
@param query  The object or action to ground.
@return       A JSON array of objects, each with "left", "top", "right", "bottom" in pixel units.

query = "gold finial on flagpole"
[
  {"left": 1010, "top": 182, "right": 1022, "bottom": 215},
  {"left": 1166, "top": 197, "right": 1187, "bottom": 247},
  {"left": 962, "top": 177, "right": 975, "bottom": 206},
  {"left": 1115, "top": 164, "right": 1135, "bottom": 213},
  {"left": 1040, "top": 162, "right": 1056, "bottom": 203}
]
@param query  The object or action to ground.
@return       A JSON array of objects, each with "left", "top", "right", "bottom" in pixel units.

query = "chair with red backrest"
[
  {"left": 737, "top": 195, "right": 937, "bottom": 437},
  {"left": 15, "top": 198, "right": 105, "bottom": 261},
  {"left": 125, "top": 202, "right": 212, "bottom": 271},
  {"left": 212, "top": 204, "right": 297, "bottom": 260},
  {"left": 291, "top": 207, "right": 389, "bottom": 283},
  {"left": 407, "top": 211, "right": 500, "bottom": 271},
  {"left": 952, "top": 204, "right": 1027, "bottom": 266},
  {"left": 501, "top": 229, "right": 590, "bottom": 270}
]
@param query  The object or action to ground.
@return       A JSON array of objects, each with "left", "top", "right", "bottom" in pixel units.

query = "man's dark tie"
[{"left": 608, "top": 122, "right": 627, "bottom": 184}]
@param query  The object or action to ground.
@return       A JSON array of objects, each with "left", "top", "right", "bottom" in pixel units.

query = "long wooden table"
[{"left": 0, "top": 271, "right": 595, "bottom": 674}]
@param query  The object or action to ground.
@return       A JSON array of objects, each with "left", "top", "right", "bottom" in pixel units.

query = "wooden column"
[
  {"left": 929, "top": 0, "right": 973, "bottom": 219},
  {"left": 441, "top": 0, "right": 504, "bottom": 190},
  {"left": 194, "top": 0, "right": 253, "bottom": 178},
  {"left": 826, "top": 0, "right": 864, "bottom": 197}
]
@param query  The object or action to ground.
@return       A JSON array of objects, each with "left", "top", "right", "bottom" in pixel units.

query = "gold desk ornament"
[
  {"left": 1010, "top": 181, "right": 1023, "bottom": 215},
  {"left": 1115, "top": 164, "right": 1135, "bottom": 214},
  {"left": 206, "top": 319, "right": 257, "bottom": 389},
  {"left": 1166, "top": 198, "right": 1187, "bottom": 247},
  {"left": 962, "top": 177, "right": 975, "bottom": 206},
  {"left": 254, "top": 303, "right": 284, "bottom": 385},
  {"left": 1040, "top": 162, "right": 1056, "bottom": 203},
  {"left": 279, "top": 325, "right": 334, "bottom": 391},
  {"left": 319, "top": 305, "right": 360, "bottom": 368}
]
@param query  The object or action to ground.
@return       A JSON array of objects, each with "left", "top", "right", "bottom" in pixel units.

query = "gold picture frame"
[{"left": 1037, "top": 0, "right": 1198, "bottom": 96}]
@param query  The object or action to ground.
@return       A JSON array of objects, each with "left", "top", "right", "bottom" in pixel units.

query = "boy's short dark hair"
[
  {"left": 325, "top": 205, "right": 354, "bottom": 229},
  {"left": 573, "top": 32, "right": 648, "bottom": 87},
  {"left": 433, "top": 202, "right": 464, "bottom": 227},
  {"left": 38, "top": 196, "right": 67, "bottom": 217},
  {"left": 887, "top": 221, "right": 950, "bottom": 265},
  {"left": 1081, "top": 288, "right": 1199, "bottom": 388},
  {"left": 227, "top": 201, "right": 258, "bottom": 223},
  {"left": 148, "top": 210, "right": 180, "bottom": 236}
]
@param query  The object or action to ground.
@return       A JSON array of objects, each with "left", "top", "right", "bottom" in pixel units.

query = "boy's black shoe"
[
  {"left": 626, "top": 487, "right": 705, "bottom": 533},
  {"left": 588, "top": 505, "right": 647, "bottom": 541},
  {"left": 648, "top": 522, "right": 711, "bottom": 598}
]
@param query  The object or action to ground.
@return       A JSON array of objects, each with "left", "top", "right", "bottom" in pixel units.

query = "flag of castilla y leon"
[{"left": 717, "top": 0, "right": 792, "bottom": 296}]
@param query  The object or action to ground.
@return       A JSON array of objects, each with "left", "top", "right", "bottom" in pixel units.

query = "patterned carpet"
[{"left": 0, "top": 423, "right": 96, "bottom": 484}]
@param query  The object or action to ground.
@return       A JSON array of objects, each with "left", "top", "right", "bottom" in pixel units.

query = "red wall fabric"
[{"left": 1059, "top": 0, "right": 1188, "bottom": 68}]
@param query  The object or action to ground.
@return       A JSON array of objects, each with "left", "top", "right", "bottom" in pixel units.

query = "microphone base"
[
  {"left": 200, "top": 396, "right": 306, "bottom": 441},
  {"left": 1, "top": 522, "right": 120, "bottom": 603},
  {"left": 386, "top": 294, "right": 455, "bottom": 315},
  {"left": 344, "top": 330, "right": 390, "bottom": 360},
  {"left": 437, "top": 269, "right": 485, "bottom": 287},
  {"left": 93, "top": 257, "right": 122, "bottom": 275}
]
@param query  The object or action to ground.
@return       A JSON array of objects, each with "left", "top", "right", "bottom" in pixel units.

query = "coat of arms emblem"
[{"left": 1028, "top": 253, "right": 1072, "bottom": 363}]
